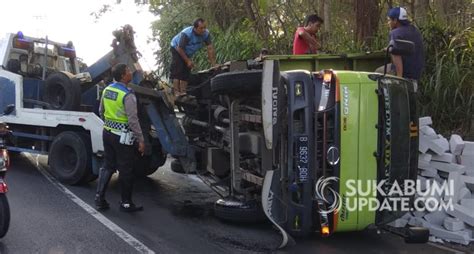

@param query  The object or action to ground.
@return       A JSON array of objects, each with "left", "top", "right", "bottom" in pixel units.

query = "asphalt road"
[{"left": 0, "top": 154, "right": 470, "bottom": 253}]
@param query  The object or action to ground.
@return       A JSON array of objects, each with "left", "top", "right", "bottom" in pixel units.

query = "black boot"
[
  {"left": 95, "top": 168, "right": 114, "bottom": 210},
  {"left": 119, "top": 202, "right": 144, "bottom": 213},
  {"left": 118, "top": 172, "right": 143, "bottom": 212}
]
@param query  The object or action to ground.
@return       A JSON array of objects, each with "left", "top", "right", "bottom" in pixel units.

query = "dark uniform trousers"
[{"left": 100, "top": 129, "right": 135, "bottom": 203}]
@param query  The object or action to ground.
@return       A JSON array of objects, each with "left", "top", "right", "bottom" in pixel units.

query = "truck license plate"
[{"left": 296, "top": 136, "right": 309, "bottom": 183}]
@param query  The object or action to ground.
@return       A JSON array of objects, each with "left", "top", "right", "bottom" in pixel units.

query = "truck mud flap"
[{"left": 262, "top": 170, "right": 294, "bottom": 249}]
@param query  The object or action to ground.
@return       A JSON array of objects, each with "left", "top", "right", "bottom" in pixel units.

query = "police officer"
[{"left": 95, "top": 63, "right": 145, "bottom": 212}]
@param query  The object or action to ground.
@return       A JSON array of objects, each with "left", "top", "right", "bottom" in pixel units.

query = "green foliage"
[
  {"left": 150, "top": 1, "right": 262, "bottom": 77},
  {"left": 418, "top": 15, "right": 473, "bottom": 137}
]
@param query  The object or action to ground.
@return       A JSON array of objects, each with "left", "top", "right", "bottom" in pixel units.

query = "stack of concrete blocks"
[{"left": 388, "top": 117, "right": 474, "bottom": 245}]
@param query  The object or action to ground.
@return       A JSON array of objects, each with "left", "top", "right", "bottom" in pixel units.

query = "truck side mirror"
[{"left": 389, "top": 39, "right": 414, "bottom": 56}]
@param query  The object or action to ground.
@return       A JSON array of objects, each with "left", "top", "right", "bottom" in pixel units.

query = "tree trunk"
[
  {"left": 323, "top": 0, "right": 330, "bottom": 32},
  {"left": 355, "top": 0, "right": 381, "bottom": 47}
]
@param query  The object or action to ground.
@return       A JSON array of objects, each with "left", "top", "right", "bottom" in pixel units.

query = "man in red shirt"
[{"left": 293, "top": 14, "right": 324, "bottom": 55}]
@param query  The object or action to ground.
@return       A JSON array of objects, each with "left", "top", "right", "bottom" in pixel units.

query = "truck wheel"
[
  {"left": 49, "top": 131, "right": 91, "bottom": 185},
  {"left": 44, "top": 72, "right": 81, "bottom": 111},
  {"left": 214, "top": 198, "right": 267, "bottom": 223},
  {"left": 134, "top": 141, "right": 167, "bottom": 177},
  {"left": 170, "top": 158, "right": 186, "bottom": 174},
  {"left": 0, "top": 194, "right": 10, "bottom": 238},
  {"left": 210, "top": 70, "right": 262, "bottom": 95}
]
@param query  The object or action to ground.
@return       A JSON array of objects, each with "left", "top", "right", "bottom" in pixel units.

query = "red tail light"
[{"left": 0, "top": 182, "right": 8, "bottom": 193}]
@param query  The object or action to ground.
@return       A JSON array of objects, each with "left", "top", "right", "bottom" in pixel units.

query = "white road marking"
[{"left": 25, "top": 154, "right": 156, "bottom": 254}]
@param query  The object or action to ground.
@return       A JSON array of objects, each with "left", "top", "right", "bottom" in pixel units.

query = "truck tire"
[
  {"left": 134, "top": 140, "right": 167, "bottom": 177},
  {"left": 49, "top": 131, "right": 91, "bottom": 185},
  {"left": 210, "top": 70, "right": 262, "bottom": 95},
  {"left": 44, "top": 72, "right": 81, "bottom": 111},
  {"left": 0, "top": 194, "right": 10, "bottom": 238},
  {"left": 170, "top": 158, "right": 185, "bottom": 174},
  {"left": 214, "top": 198, "right": 267, "bottom": 223}
]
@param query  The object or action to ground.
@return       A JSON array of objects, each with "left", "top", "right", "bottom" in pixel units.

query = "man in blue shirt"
[
  {"left": 387, "top": 7, "right": 425, "bottom": 83},
  {"left": 170, "top": 18, "right": 217, "bottom": 97}
]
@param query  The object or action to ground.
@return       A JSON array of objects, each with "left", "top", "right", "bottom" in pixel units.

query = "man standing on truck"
[
  {"left": 170, "top": 18, "right": 217, "bottom": 97},
  {"left": 292, "top": 14, "right": 324, "bottom": 55},
  {"left": 95, "top": 63, "right": 145, "bottom": 213},
  {"left": 387, "top": 7, "right": 425, "bottom": 86}
]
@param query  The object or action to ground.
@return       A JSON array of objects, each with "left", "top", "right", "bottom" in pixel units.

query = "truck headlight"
[{"left": 295, "top": 82, "right": 303, "bottom": 96}]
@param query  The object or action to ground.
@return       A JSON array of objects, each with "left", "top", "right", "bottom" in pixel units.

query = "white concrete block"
[
  {"left": 430, "top": 161, "right": 466, "bottom": 174},
  {"left": 460, "top": 155, "right": 474, "bottom": 168},
  {"left": 461, "top": 175, "right": 474, "bottom": 194},
  {"left": 428, "top": 224, "right": 471, "bottom": 245},
  {"left": 419, "top": 117, "right": 433, "bottom": 127},
  {"left": 444, "top": 217, "right": 466, "bottom": 231},
  {"left": 428, "top": 236, "right": 444, "bottom": 244},
  {"left": 460, "top": 198, "right": 474, "bottom": 210},
  {"left": 419, "top": 153, "right": 432, "bottom": 162},
  {"left": 417, "top": 176, "right": 430, "bottom": 191},
  {"left": 418, "top": 159, "right": 431, "bottom": 169},
  {"left": 420, "top": 168, "right": 438, "bottom": 178},
  {"left": 445, "top": 172, "right": 466, "bottom": 203},
  {"left": 446, "top": 204, "right": 474, "bottom": 227},
  {"left": 458, "top": 187, "right": 471, "bottom": 201},
  {"left": 419, "top": 137, "right": 430, "bottom": 153},
  {"left": 424, "top": 210, "right": 448, "bottom": 226},
  {"left": 421, "top": 133, "right": 439, "bottom": 141},
  {"left": 437, "top": 172, "right": 449, "bottom": 180},
  {"left": 407, "top": 217, "right": 430, "bottom": 227},
  {"left": 428, "top": 138, "right": 449, "bottom": 155},
  {"left": 412, "top": 210, "right": 427, "bottom": 218},
  {"left": 401, "top": 212, "right": 413, "bottom": 220},
  {"left": 465, "top": 169, "right": 474, "bottom": 177},
  {"left": 449, "top": 134, "right": 464, "bottom": 155},
  {"left": 420, "top": 126, "right": 437, "bottom": 136},
  {"left": 462, "top": 141, "right": 474, "bottom": 156},
  {"left": 432, "top": 153, "right": 456, "bottom": 163},
  {"left": 387, "top": 218, "right": 408, "bottom": 228}
]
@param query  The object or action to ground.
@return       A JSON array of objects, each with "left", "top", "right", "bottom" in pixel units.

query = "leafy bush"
[{"left": 418, "top": 17, "right": 473, "bottom": 137}]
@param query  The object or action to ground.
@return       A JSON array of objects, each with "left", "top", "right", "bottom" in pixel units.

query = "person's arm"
[
  {"left": 98, "top": 94, "right": 105, "bottom": 120},
  {"left": 203, "top": 33, "right": 216, "bottom": 66},
  {"left": 124, "top": 93, "right": 145, "bottom": 155},
  {"left": 176, "top": 33, "right": 193, "bottom": 69},
  {"left": 207, "top": 44, "right": 216, "bottom": 66},
  {"left": 298, "top": 30, "right": 320, "bottom": 53},
  {"left": 391, "top": 54, "right": 403, "bottom": 78}
]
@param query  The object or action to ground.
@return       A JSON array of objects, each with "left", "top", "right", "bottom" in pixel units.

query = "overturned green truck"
[{"left": 174, "top": 49, "right": 421, "bottom": 247}]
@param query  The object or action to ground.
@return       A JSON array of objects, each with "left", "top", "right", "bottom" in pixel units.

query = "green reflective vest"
[{"left": 102, "top": 82, "right": 130, "bottom": 132}]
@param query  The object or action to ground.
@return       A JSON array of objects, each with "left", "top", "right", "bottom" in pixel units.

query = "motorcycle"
[{"left": 0, "top": 105, "right": 14, "bottom": 238}]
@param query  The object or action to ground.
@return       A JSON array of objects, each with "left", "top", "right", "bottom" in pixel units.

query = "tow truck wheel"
[
  {"left": 214, "top": 198, "right": 266, "bottom": 223},
  {"left": 44, "top": 72, "right": 81, "bottom": 111},
  {"left": 49, "top": 131, "right": 91, "bottom": 185},
  {"left": 210, "top": 70, "right": 262, "bottom": 95}
]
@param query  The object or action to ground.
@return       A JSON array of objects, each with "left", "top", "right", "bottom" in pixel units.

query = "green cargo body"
[{"left": 267, "top": 52, "right": 386, "bottom": 73}]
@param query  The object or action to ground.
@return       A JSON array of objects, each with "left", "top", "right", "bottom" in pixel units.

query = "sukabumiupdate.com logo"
[{"left": 315, "top": 176, "right": 454, "bottom": 213}]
